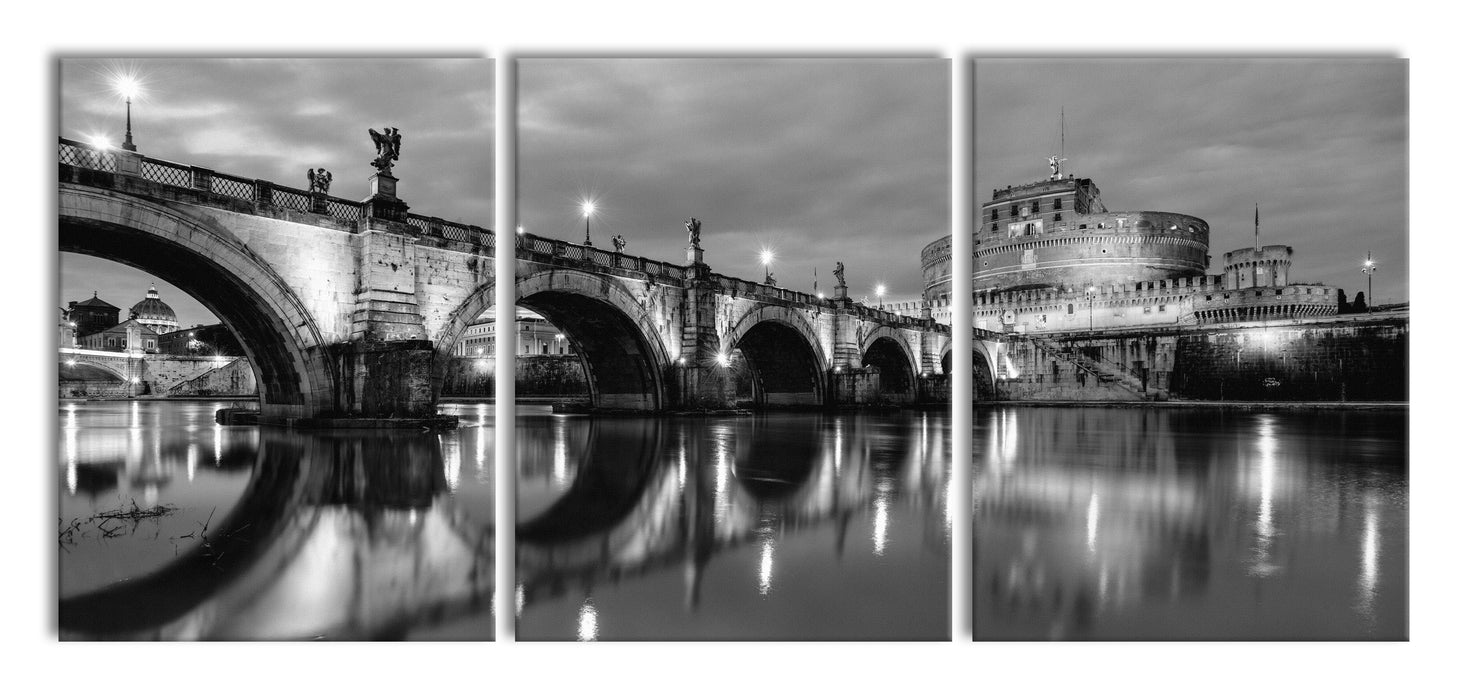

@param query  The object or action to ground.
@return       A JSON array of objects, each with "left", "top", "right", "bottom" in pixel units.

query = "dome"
[{"left": 130, "top": 285, "right": 178, "bottom": 335}]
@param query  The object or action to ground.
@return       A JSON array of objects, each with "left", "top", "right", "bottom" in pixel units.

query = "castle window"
[
  {"left": 1068, "top": 303, "right": 1074, "bottom": 314},
  {"left": 1054, "top": 213, "right": 1062, "bottom": 222},
  {"left": 991, "top": 223, "right": 997, "bottom": 232},
  {"left": 1158, "top": 303, "right": 1167, "bottom": 312},
  {"left": 1256, "top": 291, "right": 1263, "bottom": 297},
  {"left": 1054, "top": 197, "right": 1063, "bottom": 210},
  {"left": 1079, "top": 224, "right": 1087, "bottom": 230},
  {"left": 1010, "top": 204, "right": 1019, "bottom": 216},
  {"left": 1276, "top": 289, "right": 1283, "bottom": 295}
]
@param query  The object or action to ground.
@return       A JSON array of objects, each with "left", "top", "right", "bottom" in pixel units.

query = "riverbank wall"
[{"left": 994, "top": 311, "right": 1407, "bottom": 402}]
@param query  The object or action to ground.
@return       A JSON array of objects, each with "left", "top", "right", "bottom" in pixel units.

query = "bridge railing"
[
  {"left": 58, "top": 137, "right": 492, "bottom": 249},
  {"left": 516, "top": 233, "right": 687, "bottom": 280}
]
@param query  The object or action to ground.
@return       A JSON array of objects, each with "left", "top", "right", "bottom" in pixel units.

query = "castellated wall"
[{"left": 975, "top": 211, "right": 1210, "bottom": 292}]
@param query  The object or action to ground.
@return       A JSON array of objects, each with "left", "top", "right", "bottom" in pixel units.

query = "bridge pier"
[{"left": 332, "top": 339, "right": 438, "bottom": 418}]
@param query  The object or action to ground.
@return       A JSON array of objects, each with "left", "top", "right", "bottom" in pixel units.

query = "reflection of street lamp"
[
  {"left": 1361, "top": 251, "right": 1377, "bottom": 310},
  {"left": 1086, "top": 286, "right": 1097, "bottom": 331},
  {"left": 113, "top": 74, "right": 141, "bottom": 152},
  {"left": 581, "top": 200, "right": 595, "bottom": 246},
  {"left": 760, "top": 248, "right": 775, "bottom": 285},
  {"left": 875, "top": 284, "right": 887, "bottom": 310}
]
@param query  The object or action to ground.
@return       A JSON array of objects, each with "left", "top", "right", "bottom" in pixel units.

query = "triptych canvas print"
[{"left": 56, "top": 57, "right": 1407, "bottom": 642}]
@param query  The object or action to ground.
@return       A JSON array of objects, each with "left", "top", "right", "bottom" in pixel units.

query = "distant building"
[
  {"left": 78, "top": 317, "right": 158, "bottom": 353},
  {"left": 65, "top": 293, "right": 120, "bottom": 338},
  {"left": 453, "top": 309, "right": 574, "bottom": 357},
  {"left": 158, "top": 324, "right": 245, "bottom": 356},
  {"left": 129, "top": 285, "right": 179, "bottom": 335}
]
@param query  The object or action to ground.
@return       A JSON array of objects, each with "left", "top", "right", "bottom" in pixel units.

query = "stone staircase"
[{"left": 1024, "top": 335, "right": 1164, "bottom": 401}]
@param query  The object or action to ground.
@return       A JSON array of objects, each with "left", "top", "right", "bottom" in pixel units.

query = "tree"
[
  {"left": 1352, "top": 291, "right": 1368, "bottom": 314},
  {"left": 1337, "top": 289, "right": 1349, "bottom": 313}
]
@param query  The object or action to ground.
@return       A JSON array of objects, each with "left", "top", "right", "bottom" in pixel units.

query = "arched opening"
[
  {"left": 942, "top": 349, "right": 997, "bottom": 402},
  {"left": 518, "top": 293, "right": 663, "bottom": 411},
  {"left": 731, "top": 320, "right": 825, "bottom": 408},
  {"left": 437, "top": 306, "right": 589, "bottom": 405},
  {"left": 861, "top": 336, "right": 917, "bottom": 405},
  {"left": 60, "top": 186, "right": 332, "bottom": 418}
]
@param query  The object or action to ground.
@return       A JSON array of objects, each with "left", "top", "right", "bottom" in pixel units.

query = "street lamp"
[
  {"left": 113, "top": 74, "right": 141, "bottom": 152},
  {"left": 1086, "top": 285, "right": 1097, "bottom": 331},
  {"left": 581, "top": 200, "right": 596, "bottom": 246},
  {"left": 760, "top": 248, "right": 775, "bottom": 285},
  {"left": 875, "top": 283, "right": 887, "bottom": 310},
  {"left": 1361, "top": 251, "right": 1377, "bottom": 310}
]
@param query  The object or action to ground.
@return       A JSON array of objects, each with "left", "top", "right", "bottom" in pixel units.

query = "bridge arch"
[
  {"left": 59, "top": 358, "right": 128, "bottom": 383},
  {"left": 60, "top": 185, "right": 334, "bottom": 419},
  {"left": 860, "top": 327, "right": 919, "bottom": 404},
  {"left": 724, "top": 305, "right": 828, "bottom": 408},
  {"left": 509, "top": 270, "right": 672, "bottom": 411},
  {"left": 940, "top": 339, "right": 997, "bottom": 401}
]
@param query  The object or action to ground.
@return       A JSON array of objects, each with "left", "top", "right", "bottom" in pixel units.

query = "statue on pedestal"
[
  {"left": 369, "top": 127, "right": 403, "bottom": 175},
  {"left": 833, "top": 261, "right": 846, "bottom": 288},
  {"left": 685, "top": 217, "right": 701, "bottom": 247},
  {"left": 307, "top": 168, "right": 333, "bottom": 194},
  {"left": 1047, "top": 154, "right": 1067, "bottom": 181},
  {"left": 612, "top": 234, "right": 626, "bottom": 253}
]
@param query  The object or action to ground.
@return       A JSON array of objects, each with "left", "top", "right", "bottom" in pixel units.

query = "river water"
[
  {"left": 57, "top": 400, "right": 495, "bottom": 640},
  {"left": 514, "top": 406, "right": 953, "bottom": 641},
  {"left": 973, "top": 406, "right": 1408, "bottom": 640}
]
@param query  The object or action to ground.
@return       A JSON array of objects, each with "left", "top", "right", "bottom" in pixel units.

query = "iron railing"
[{"left": 57, "top": 137, "right": 491, "bottom": 246}]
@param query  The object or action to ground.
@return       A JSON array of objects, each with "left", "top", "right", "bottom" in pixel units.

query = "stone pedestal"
[
  {"left": 834, "top": 283, "right": 848, "bottom": 300},
  {"left": 116, "top": 150, "right": 142, "bottom": 177},
  {"left": 686, "top": 245, "right": 704, "bottom": 266},
  {"left": 333, "top": 338, "right": 437, "bottom": 418},
  {"left": 364, "top": 172, "right": 409, "bottom": 222}
]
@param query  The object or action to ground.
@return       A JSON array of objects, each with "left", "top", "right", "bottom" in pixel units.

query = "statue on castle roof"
[
  {"left": 1048, "top": 154, "right": 1067, "bottom": 181},
  {"left": 833, "top": 261, "right": 846, "bottom": 288},
  {"left": 369, "top": 127, "right": 402, "bottom": 175}
]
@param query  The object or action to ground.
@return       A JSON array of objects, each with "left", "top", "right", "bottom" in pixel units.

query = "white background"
[{"left": 6, "top": 2, "right": 1461, "bottom": 697}]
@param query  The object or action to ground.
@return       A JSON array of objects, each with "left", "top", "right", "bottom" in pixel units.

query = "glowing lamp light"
[
  {"left": 85, "top": 133, "right": 113, "bottom": 151},
  {"left": 875, "top": 284, "right": 887, "bottom": 297},
  {"left": 817, "top": 291, "right": 825, "bottom": 300},
  {"left": 581, "top": 200, "right": 596, "bottom": 217},
  {"left": 759, "top": 248, "right": 775, "bottom": 267},
  {"left": 130, "top": 377, "right": 141, "bottom": 384},
  {"left": 66, "top": 359, "right": 77, "bottom": 367},
  {"left": 715, "top": 352, "right": 731, "bottom": 368},
  {"left": 516, "top": 225, "right": 525, "bottom": 235},
  {"left": 112, "top": 74, "right": 141, "bottom": 101}
]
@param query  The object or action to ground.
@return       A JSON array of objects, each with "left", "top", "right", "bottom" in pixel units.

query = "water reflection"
[
  {"left": 58, "top": 401, "right": 494, "bottom": 641},
  {"left": 973, "top": 407, "right": 1407, "bottom": 640},
  {"left": 516, "top": 408, "right": 951, "bottom": 641}
]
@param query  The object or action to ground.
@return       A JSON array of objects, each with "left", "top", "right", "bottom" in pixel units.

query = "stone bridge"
[
  {"left": 59, "top": 347, "right": 253, "bottom": 397},
  {"left": 60, "top": 138, "right": 993, "bottom": 422}
]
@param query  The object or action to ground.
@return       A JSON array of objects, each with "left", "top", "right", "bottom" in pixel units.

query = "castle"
[
  {"left": 904, "top": 163, "right": 1404, "bottom": 402},
  {"left": 918, "top": 167, "right": 1338, "bottom": 334}
]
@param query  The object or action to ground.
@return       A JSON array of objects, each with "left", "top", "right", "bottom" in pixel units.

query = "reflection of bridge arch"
[
  {"left": 724, "top": 306, "right": 827, "bottom": 407},
  {"left": 861, "top": 328, "right": 919, "bottom": 403},
  {"left": 517, "top": 418, "right": 667, "bottom": 544},
  {"left": 59, "top": 430, "right": 492, "bottom": 640},
  {"left": 514, "top": 270, "right": 671, "bottom": 411},
  {"left": 60, "top": 184, "right": 333, "bottom": 418}
]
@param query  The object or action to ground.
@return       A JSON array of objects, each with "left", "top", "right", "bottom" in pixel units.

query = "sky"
[
  {"left": 58, "top": 58, "right": 494, "bottom": 326},
  {"left": 517, "top": 59, "right": 949, "bottom": 302},
  {"left": 975, "top": 59, "right": 1408, "bottom": 304}
]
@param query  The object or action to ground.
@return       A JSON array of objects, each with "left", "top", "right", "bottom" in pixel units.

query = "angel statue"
[
  {"left": 612, "top": 234, "right": 627, "bottom": 253},
  {"left": 307, "top": 168, "right": 333, "bottom": 194},
  {"left": 1048, "top": 154, "right": 1067, "bottom": 180},
  {"left": 833, "top": 261, "right": 846, "bottom": 288},
  {"left": 369, "top": 127, "right": 403, "bottom": 174},
  {"left": 685, "top": 217, "right": 702, "bottom": 247}
]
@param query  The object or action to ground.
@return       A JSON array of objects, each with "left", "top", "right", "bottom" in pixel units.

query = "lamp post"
[
  {"left": 581, "top": 200, "right": 595, "bottom": 246},
  {"left": 1361, "top": 251, "right": 1377, "bottom": 310},
  {"left": 875, "top": 283, "right": 887, "bottom": 311},
  {"left": 760, "top": 248, "right": 775, "bottom": 286},
  {"left": 114, "top": 75, "right": 140, "bottom": 152},
  {"left": 1086, "top": 285, "right": 1097, "bottom": 331}
]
